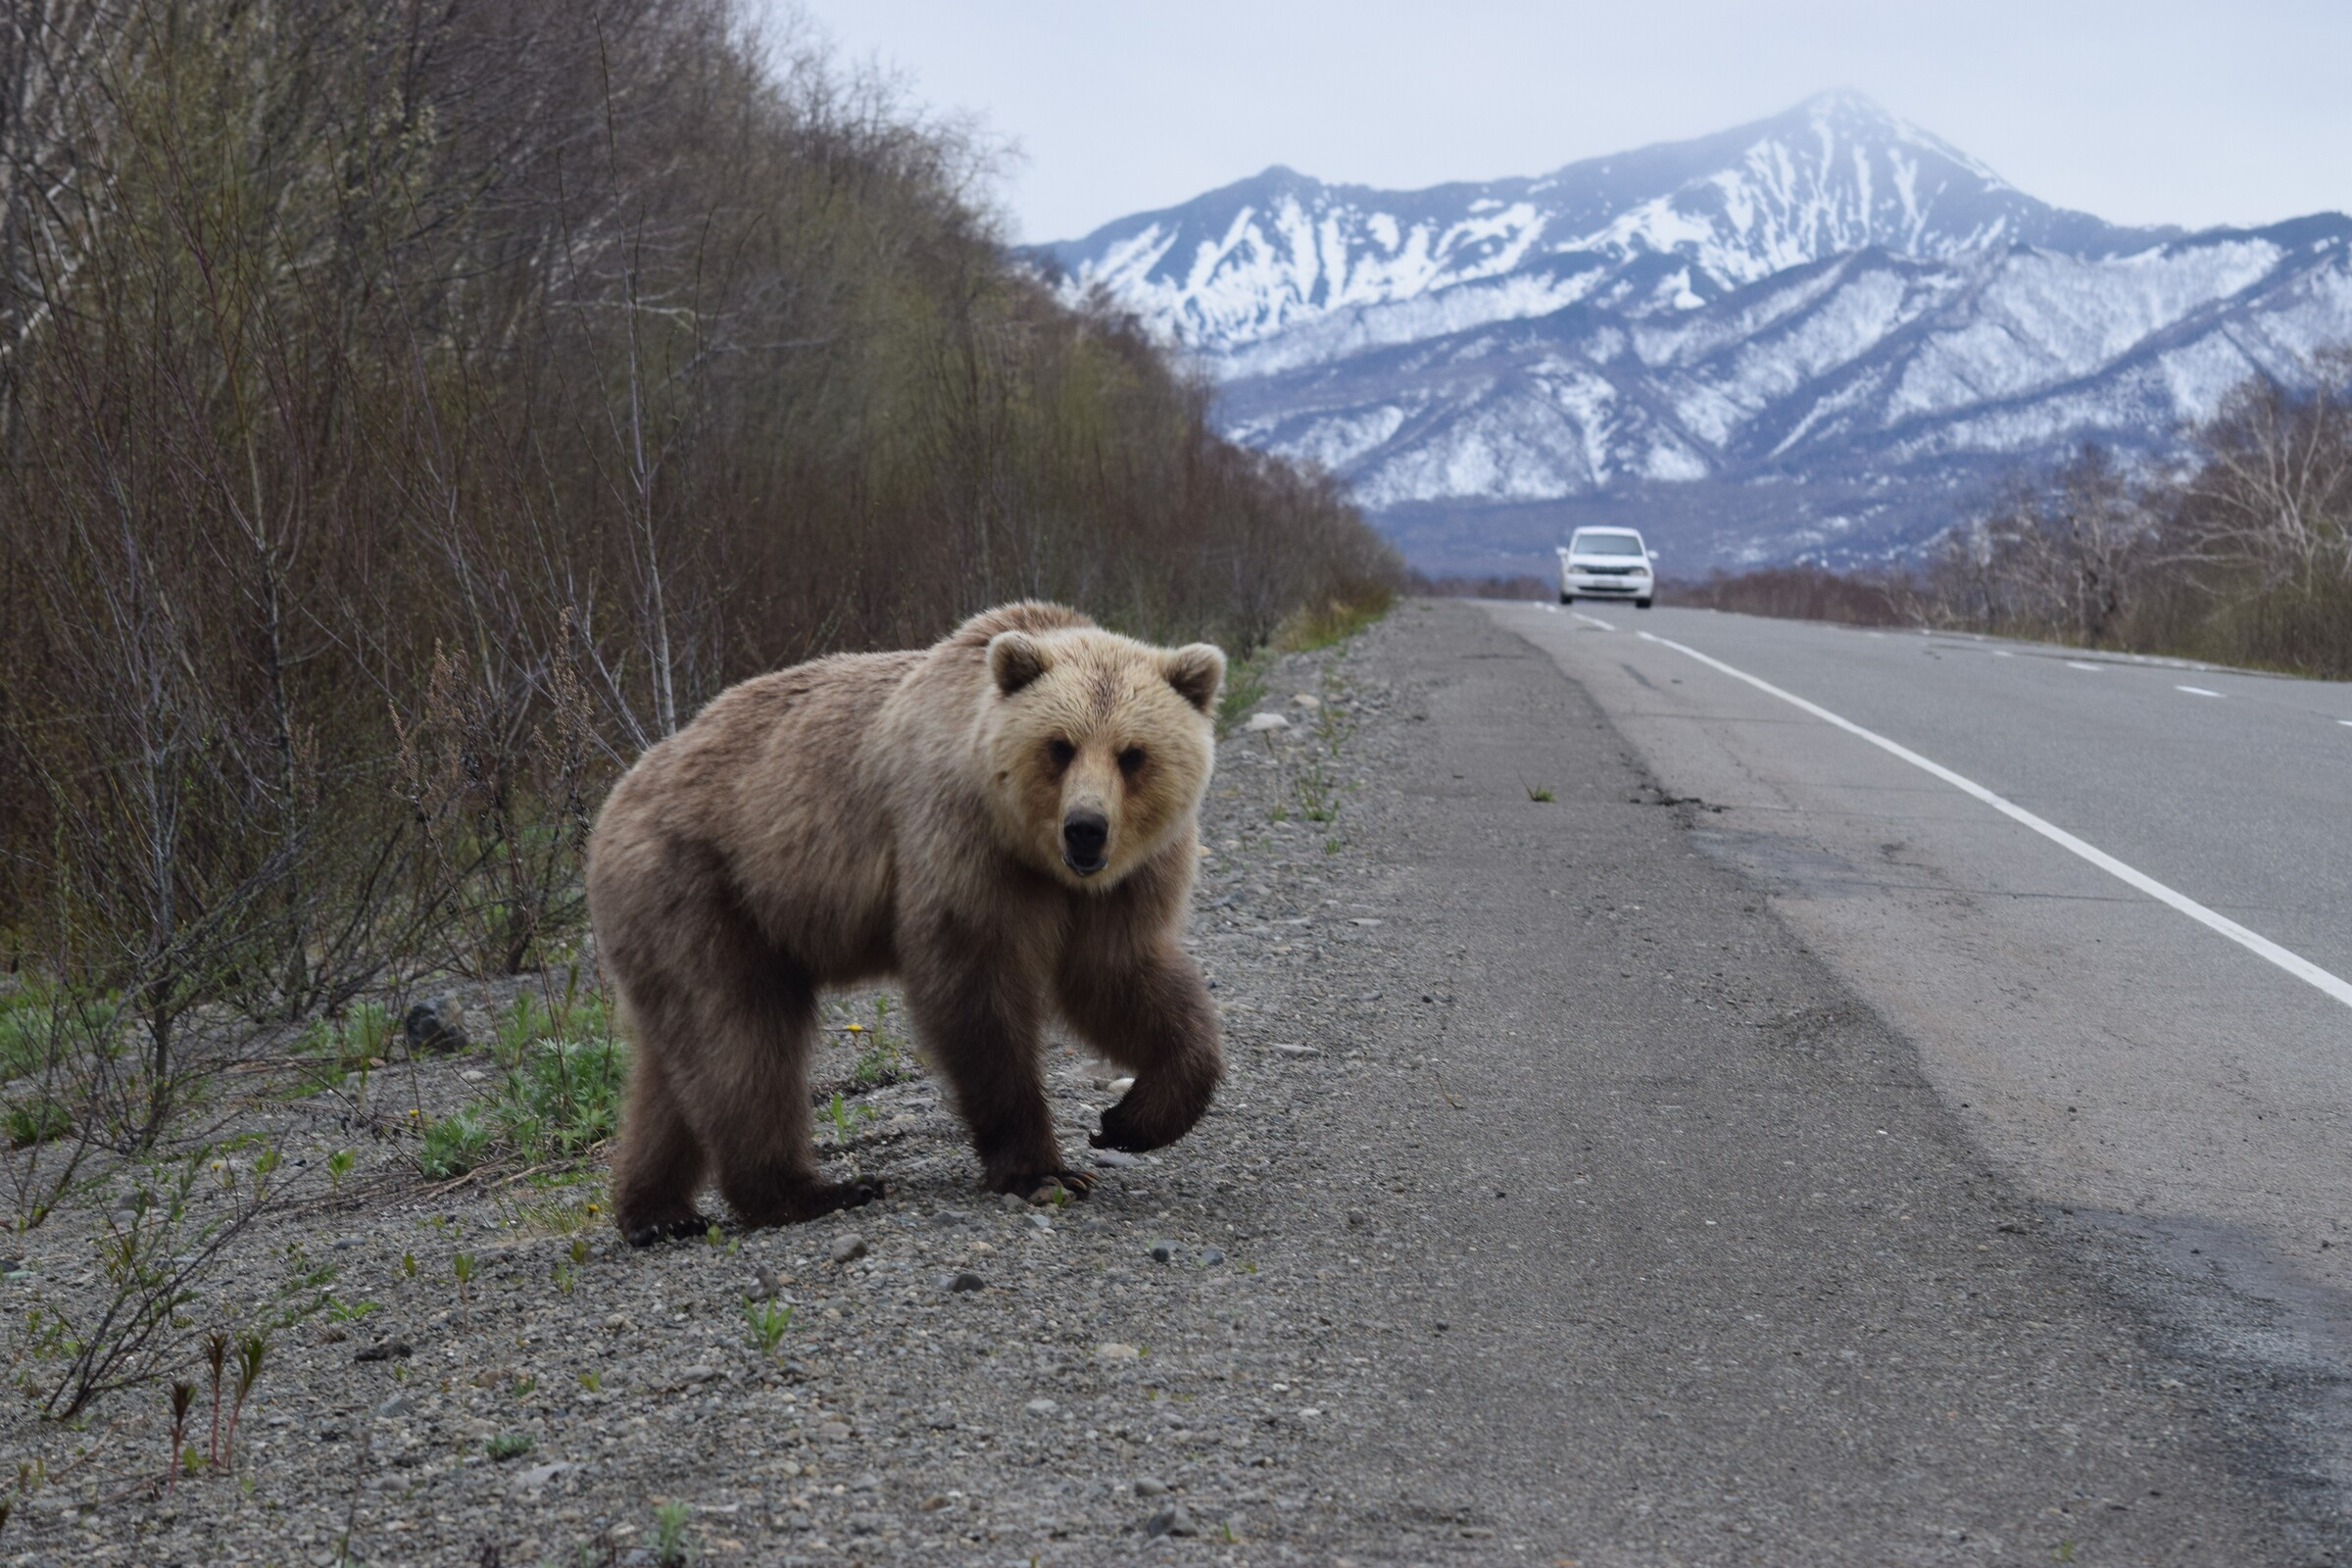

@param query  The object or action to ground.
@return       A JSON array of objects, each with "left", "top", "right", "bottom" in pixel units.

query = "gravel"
[{"left": 2, "top": 601, "right": 2336, "bottom": 1565}]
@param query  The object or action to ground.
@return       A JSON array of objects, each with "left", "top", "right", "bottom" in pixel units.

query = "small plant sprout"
[
  {"left": 1525, "top": 782, "right": 1555, "bottom": 803},
  {"left": 705, "top": 1221, "right": 724, "bottom": 1249},
  {"left": 167, "top": 1382, "right": 195, "bottom": 1488},
  {"left": 325, "top": 1150, "right": 355, "bottom": 1191},
  {"left": 569, "top": 1237, "right": 590, "bottom": 1266},
  {"left": 204, "top": 1331, "right": 230, "bottom": 1465},
  {"left": 453, "top": 1252, "right": 475, "bottom": 1328},
  {"left": 513, "top": 1374, "right": 537, "bottom": 1399},
  {"left": 579, "top": 1369, "right": 602, "bottom": 1393},
  {"left": 743, "top": 1296, "right": 794, "bottom": 1356},
  {"left": 223, "top": 1333, "right": 266, "bottom": 1468},
  {"left": 486, "top": 1432, "right": 533, "bottom": 1461},
  {"left": 824, "top": 1092, "right": 855, "bottom": 1146},
  {"left": 402, "top": 1250, "right": 417, "bottom": 1280},
  {"left": 653, "top": 1498, "right": 695, "bottom": 1566}
]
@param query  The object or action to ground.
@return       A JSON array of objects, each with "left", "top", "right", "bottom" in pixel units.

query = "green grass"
[
  {"left": 1214, "top": 651, "right": 1270, "bottom": 738},
  {"left": 1273, "top": 584, "right": 1395, "bottom": 653},
  {"left": 486, "top": 1432, "right": 533, "bottom": 1461}
]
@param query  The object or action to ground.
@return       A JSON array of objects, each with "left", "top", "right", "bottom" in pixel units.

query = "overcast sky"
[{"left": 776, "top": 1, "right": 2352, "bottom": 245}]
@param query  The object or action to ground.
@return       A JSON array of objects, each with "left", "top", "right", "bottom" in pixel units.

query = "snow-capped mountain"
[{"left": 1033, "top": 92, "right": 2352, "bottom": 573}]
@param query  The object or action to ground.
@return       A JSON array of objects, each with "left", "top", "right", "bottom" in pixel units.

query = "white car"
[{"left": 1556, "top": 527, "right": 1657, "bottom": 608}]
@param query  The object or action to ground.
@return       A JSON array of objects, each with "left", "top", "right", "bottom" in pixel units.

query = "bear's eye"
[
  {"left": 1047, "top": 739, "right": 1076, "bottom": 769},
  {"left": 1117, "top": 746, "right": 1147, "bottom": 775}
]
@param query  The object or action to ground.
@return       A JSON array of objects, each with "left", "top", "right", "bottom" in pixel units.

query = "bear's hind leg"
[
  {"left": 702, "top": 963, "right": 883, "bottom": 1228},
  {"left": 611, "top": 1043, "right": 711, "bottom": 1248}
]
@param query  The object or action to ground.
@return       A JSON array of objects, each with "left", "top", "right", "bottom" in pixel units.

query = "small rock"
[
  {"left": 849, "top": 1472, "right": 882, "bottom": 1493},
  {"left": 752, "top": 1265, "right": 781, "bottom": 1300},
  {"left": 679, "top": 1365, "right": 719, "bottom": 1385},
  {"left": 353, "top": 1340, "right": 412, "bottom": 1363},
  {"left": 924, "top": 1405, "right": 958, "bottom": 1429},
  {"left": 946, "top": 1271, "right": 986, "bottom": 1293},
  {"left": 1345, "top": 1211, "right": 1368, "bottom": 1229},
  {"left": 1027, "top": 1212, "right": 1054, "bottom": 1232},
  {"left": 514, "top": 1461, "right": 574, "bottom": 1490},
  {"left": 930, "top": 1208, "right": 970, "bottom": 1227},
  {"left": 1096, "top": 1343, "right": 1141, "bottom": 1362},
  {"left": 1091, "top": 1148, "right": 1143, "bottom": 1168},
  {"left": 919, "top": 1494, "right": 950, "bottom": 1511},
  {"left": 1135, "top": 1476, "right": 1171, "bottom": 1497},
  {"left": 1145, "top": 1503, "right": 1199, "bottom": 1538},
  {"left": 1290, "top": 693, "right": 1321, "bottom": 709},
  {"left": 402, "top": 997, "right": 468, "bottom": 1056},
  {"left": 375, "top": 1393, "right": 415, "bottom": 1418},
  {"left": 1243, "top": 712, "right": 1290, "bottom": 733},
  {"left": 1024, "top": 1397, "right": 1057, "bottom": 1416},
  {"left": 331, "top": 1236, "right": 366, "bottom": 1250},
  {"left": 830, "top": 1235, "right": 868, "bottom": 1265},
  {"left": 1150, "top": 1241, "right": 1179, "bottom": 1264},
  {"left": 1200, "top": 1247, "right": 1226, "bottom": 1266},
  {"left": 1270, "top": 1043, "right": 1319, "bottom": 1058}
]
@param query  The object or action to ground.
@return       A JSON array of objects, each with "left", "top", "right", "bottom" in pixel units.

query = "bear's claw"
[
  {"left": 621, "top": 1210, "right": 713, "bottom": 1249},
  {"left": 997, "top": 1168, "right": 1097, "bottom": 1203}
]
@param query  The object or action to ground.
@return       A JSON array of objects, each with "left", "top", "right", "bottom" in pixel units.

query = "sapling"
[
  {"left": 325, "top": 1150, "right": 355, "bottom": 1192},
  {"left": 204, "top": 1331, "right": 229, "bottom": 1466}
]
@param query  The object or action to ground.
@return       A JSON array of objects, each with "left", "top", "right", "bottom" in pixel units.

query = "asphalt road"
[{"left": 1260, "top": 601, "right": 2346, "bottom": 1563}]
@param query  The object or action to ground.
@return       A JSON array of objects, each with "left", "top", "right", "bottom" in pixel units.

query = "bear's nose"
[{"left": 1061, "top": 809, "right": 1109, "bottom": 874}]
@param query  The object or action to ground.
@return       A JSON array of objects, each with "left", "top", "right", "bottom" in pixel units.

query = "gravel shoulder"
[{"left": 4, "top": 598, "right": 2340, "bottom": 1566}]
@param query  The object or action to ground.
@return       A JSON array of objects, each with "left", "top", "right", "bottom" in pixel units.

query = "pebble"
[
  {"left": 401, "top": 996, "right": 468, "bottom": 1057},
  {"left": 945, "top": 1271, "right": 986, "bottom": 1293},
  {"left": 1290, "top": 693, "right": 1322, "bottom": 709},
  {"left": 1270, "top": 1043, "right": 1320, "bottom": 1058},
  {"left": 1096, "top": 1342, "right": 1141, "bottom": 1362},
  {"left": 1023, "top": 1398, "right": 1057, "bottom": 1416},
  {"left": 374, "top": 1393, "right": 414, "bottom": 1418},
  {"left": 679, "top": 1366, "right": 719, "bottom": 1385},
  {"left": 830, "top": 1235, "right": 868, "bottom": 1264},
  {"left": 1150, "top": 1241, "right": 1179, "bottom": 1263},
  {"left": 1027, "top": 1211, "right": 1054, "bottom": 1231},
  {"left": 1135, "top": 1476, "right": 1170, "bottom": 1496},
  {"left": 1200, "top": 1247, "right": 1226, "bottom": 1266},
  {"left": 514, "top": 1462, "right": 574, "bottom": 1490},
  {"left": 353, "top": 1340, "right": 412, "bottom": 1363},
  {"left": 1243, "top": 712, "right": 1290, "bottom": 732},
  {"left": 1145, "top": 1503, "right": 1199, "bottom": 1538},
  {"left": 1091, "top": 1148, "right": 1143, "bottom": 1168}
]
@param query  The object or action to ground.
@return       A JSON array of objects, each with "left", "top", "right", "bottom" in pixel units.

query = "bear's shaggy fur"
[{"left": 587, "top": 603, "right": 1228, "bottom": 1245}]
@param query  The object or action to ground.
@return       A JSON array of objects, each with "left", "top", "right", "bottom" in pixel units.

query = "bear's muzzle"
[{"left": 1060, "top": 808, "right": 1109, "bottom": 876}]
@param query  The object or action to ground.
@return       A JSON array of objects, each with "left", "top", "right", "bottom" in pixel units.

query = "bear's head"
[{"left": 983, "top": 626, "right": 1225, "bottom": 890}]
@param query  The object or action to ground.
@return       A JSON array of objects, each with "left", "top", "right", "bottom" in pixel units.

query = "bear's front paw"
[
  {"left": 1090, "top": 1099, "right": 1168, "bottom": 1153},
  {"left": 990, "top": 1168, "right": 1097, "bottom": 1203}
]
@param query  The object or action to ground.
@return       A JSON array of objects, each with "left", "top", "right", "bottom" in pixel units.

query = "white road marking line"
[
  {"left": 2176, "top": 685, "right": 2222, "bottom": 698},
  {"left": 2066, "top": 661, "right": 2102, "bottom": 671},
  {"left": 1637, "top": 629, "right": 2352, "bottom": 1012},
  {"left": 1570, "top": 612, "right": 1617, "bottom": 631}
]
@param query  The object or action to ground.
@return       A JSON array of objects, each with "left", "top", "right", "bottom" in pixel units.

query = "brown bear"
[{"left": 586, "top": 602, "right": 1228, "bottom": 1245}]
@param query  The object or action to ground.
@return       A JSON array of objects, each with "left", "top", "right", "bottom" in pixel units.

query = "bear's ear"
[
  {"left": 988, "top": 630, "right": 1053, "bottom": 697},
  {"left": 1160, "top": 643, "right": 1226, "bottom": 714}
]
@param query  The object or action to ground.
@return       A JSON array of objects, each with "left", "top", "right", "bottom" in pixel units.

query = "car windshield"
[{"left": 1573, "top": 532, "right": 1644, "bottom": 557}]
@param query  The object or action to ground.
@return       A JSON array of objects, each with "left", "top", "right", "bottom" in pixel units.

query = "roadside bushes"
[
  {"left": 0, "top": 0, "right": 1399, "bottom": 1159},
  {"left": 1922, "top": 353, "right": 2352, "bottom": 673}
]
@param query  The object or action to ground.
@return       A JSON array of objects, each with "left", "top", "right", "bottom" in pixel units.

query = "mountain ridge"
[{"left": 1031, "top": 93, "right": 2351, "bottom": 574}]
